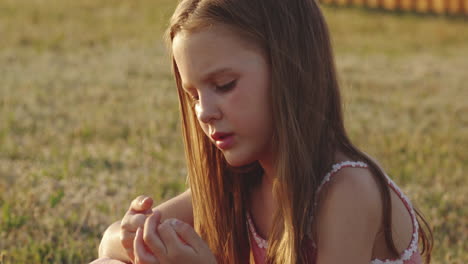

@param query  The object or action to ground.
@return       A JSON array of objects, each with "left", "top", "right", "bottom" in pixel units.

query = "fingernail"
[
  {"left": 140, "top": 197, "right": 148, "bottom": 205},
  {"left": 170, "top": 219, "right": 183, "bottom": 229}
]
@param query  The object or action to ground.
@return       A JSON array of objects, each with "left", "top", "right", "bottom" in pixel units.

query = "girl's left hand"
[{"left": 133, "top": 211, "right": 217, "bottom": 264}]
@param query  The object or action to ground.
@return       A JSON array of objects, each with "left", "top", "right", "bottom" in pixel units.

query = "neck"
[
  {"left": 258, "top": 153, "right": 275, "bottom": 200},
  {"left": 249, "top": 154, "right": 277, "bottom": 238}
]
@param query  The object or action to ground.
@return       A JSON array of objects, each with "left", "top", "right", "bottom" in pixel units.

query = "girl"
[{"left": 94, "top": 0, "right": 433, "bottom": 263}]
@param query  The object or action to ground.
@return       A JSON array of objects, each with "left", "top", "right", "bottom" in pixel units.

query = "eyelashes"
[
  {"left": 216, "top": 80, "right": 237, "bottom": 92},
  {"left": 187, "top": 80, "right": 237, "bottom": 106}
]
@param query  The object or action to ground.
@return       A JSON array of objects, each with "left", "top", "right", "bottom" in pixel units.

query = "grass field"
[{"left": 0, "top": 0, "right": 467, "bottom": 263}]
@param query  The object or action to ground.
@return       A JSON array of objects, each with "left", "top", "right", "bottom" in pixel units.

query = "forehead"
[
  {"left": 172, "top": 24, "right": 258, "bottom": 52},
  {"left": 172, "top": 25, "right": 263, "bottom": 89}
]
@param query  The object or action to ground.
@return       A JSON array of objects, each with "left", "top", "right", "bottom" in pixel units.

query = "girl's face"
[{"left": 172, "top": 24, "right": 273, "bottom": 167}]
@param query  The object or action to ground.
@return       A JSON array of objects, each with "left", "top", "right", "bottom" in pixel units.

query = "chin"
[
  {"left": 223, "top": 152, "right": 255, "bottom": 168},
  {"left": 224, "top": 158, "right": 250, "bottom": 167}
]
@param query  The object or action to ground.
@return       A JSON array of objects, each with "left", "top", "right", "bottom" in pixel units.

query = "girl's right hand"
[
  {"left": 120, "top": 195, "right": 154, "bottom": 262},
  {"left": 133, "top": 213, "right": 217, "bottom": 264}
]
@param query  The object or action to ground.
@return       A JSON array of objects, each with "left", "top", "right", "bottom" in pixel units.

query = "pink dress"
[{"left": 247, "top": 161, "right": 422, "bottom": 264}]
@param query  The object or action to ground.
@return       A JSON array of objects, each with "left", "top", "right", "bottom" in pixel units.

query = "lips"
[
  {"left": 211, "top": 132, "right": 234, "bottom": 141},
  {"left": 211, "top": 132, "right": 235, "bottom": 150}
]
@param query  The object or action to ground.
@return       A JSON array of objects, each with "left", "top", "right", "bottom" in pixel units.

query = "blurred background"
[
  {"left": 322, "top": 0, "right": 468, "bottom": 15},
  {"left": 0, "top": 0, "right": 466, "bottom": 263}
]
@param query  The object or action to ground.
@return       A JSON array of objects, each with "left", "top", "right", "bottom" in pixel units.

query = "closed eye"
[
  {"left": 216, "top": 80, "right": 237, "bottom": 92},
  {"left": 185, "top": 80, "right": 236, "bottom": 107}
]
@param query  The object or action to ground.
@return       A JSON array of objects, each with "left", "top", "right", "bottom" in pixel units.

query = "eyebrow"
[{"left": 182, "top": 67, "right": 233, "bottom": 91}]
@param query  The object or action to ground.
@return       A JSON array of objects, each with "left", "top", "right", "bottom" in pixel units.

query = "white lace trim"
[
  {"left": 370, "top": 175, "right": 419, "bottom": 264},
  {"left": 315, "top": 161, "right": 369, "bottom": 205},
  {"left": 246, "top": 161, "right": 419, "bottom": 264},
  {"left": 247, "top": 212, "right": 268, "bottom": 248}
]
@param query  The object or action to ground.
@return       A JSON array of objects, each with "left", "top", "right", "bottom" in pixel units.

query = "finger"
[
  {"left": 158, "top": 219, "right": 195, "bottom": 255},
  {"left": 130, "top": 195, "right": 154, "bottom": 213},
  {"left": 120, "top": 229, "right": 136, "bottom": 260},
  {"left": 120, "top": 229, "right": 136, "bottom": 247},
  {"left": 134, "top": 227, "right": 159, "bottom": 264},
  {"left": 143, "top": 211, "right": 167, "bottom": 257},
  {"left": 121, "top": 213, "right": 148, "bottom": 232},
  {"left": 120, "top": 229, "right": 136, "bottom": 248},
  {"left": 169, "top": 218, "right": 208, "bottom": 252}
]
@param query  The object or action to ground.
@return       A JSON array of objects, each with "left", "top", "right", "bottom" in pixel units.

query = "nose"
[{"left": 195, "top": 93, "right": 222, "bottom": 124}]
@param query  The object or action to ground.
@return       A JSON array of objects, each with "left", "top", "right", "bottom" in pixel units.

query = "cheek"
[
  {"left": 228, "top": 81, "right": 255, "bottom": 110},
  {"left": 239, "top": 78, "right": 270, "bottom": 118},
  {"left": 194, "top": 105, "right": 208, "bottom": 134}
]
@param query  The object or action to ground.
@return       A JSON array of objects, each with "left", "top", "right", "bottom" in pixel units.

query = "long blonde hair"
[{"left": 165, "top": 0, "right": 433, "bottom": 263}]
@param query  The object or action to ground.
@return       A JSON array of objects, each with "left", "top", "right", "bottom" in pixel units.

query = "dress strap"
[
  {"left": 247, "top": 212, "right": 268, "bottom": 249},
  {"left": 371, "top": 177, "right": 420, "bottom": 264},
  {"left": 315, "top": 161, "right": 369, "bottom": 200}
]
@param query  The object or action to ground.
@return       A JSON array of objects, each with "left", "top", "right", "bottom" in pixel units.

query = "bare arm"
[
  {"left": 97, "top": 189, "right": 193, "bottom": 262},
  {"left": 315, "top": 168, "right": 381, "bottom": 264}
]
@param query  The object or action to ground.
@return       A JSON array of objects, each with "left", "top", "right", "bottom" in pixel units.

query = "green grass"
[{"left": 0, "top": 1, "right": 466, "bottom": 263}]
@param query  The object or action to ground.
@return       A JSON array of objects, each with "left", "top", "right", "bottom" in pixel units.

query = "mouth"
[
  {"left": 211, "top": 132, "right": 234, "bottom": 141},
  {"left": 211, "top": 132, "right": 235, "bottom": 150},
  {"left": 217, "top": 134, "right": 231, "bottom": 140}
]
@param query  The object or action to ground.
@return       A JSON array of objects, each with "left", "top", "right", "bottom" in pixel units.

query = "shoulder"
[
  {"left": 314, "top": 165, "right": 383, "bottom": 263},
  {"left": 322, "top": 164, "right": 381, "bottom": 196},
  {"left": 317, "top": 165, "right": 383, "bottom": 223}
]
